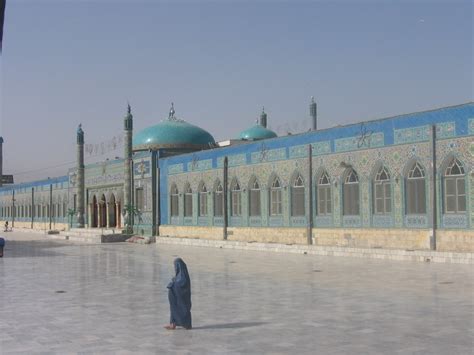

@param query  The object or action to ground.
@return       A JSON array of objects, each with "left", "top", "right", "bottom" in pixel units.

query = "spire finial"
[
  {"left": 311, "top": 96, "right": 315, "bottom": 103},
  {"left": 260, "top": 106, "right": 268, "bottom": 128},
  {"left": 169, "top": 102, "right": 176, "bottom": 120},
  {"left": 77, "top": 123, "right": 84, "bottom": 144},
  {"left": 127, "top": 102, "right": 131, "bottom": 114}
]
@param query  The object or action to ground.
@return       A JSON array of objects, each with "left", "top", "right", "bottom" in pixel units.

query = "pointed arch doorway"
[
  {"left": 91, "top": 195, "right": 98, "bottom": 228},
  {"left": 108, "top": 194, "right": 117, "bottom": 228},
  {"left": 99, "top": 194, "right": 107, "bottom": 228}
]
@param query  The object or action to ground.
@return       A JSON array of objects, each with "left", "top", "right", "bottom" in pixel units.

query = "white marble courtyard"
[{"left": 0, "top": 232, "right": 472, "bottom": 354}]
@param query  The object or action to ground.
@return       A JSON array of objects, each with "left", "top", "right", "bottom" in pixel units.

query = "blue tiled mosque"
[{"left": 1, "top": 100, "right": 473, "bottom": 252}]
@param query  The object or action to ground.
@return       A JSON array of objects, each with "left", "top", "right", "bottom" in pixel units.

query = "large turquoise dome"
[
  {"left": 133, "top": 105, "right": 215, "bottom": 152},
  {"left": 239, "top": 124, "right": 277, "bottom": 141}
]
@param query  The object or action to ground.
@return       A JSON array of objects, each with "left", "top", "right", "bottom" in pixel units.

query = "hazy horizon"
[{"left": 1, "top": 0, "right": 472, "bottom": 183}]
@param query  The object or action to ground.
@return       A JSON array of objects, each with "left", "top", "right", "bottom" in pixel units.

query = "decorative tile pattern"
[
  {"left": 436, "top": 122, "right": 456, "bottom": 139},
  {"left": 335, "top": 132, "right": 384, "bottom": 153},
  {"left": 470, "top": 174, "right": 474, "bottom": 227},
  {"left": 269, "top": 216, "right": 284, "bottom": 227},
  {"left": 394, "top": 125, "right": 430, "bottom": 145},
  {"left": 311, "top": 141, "right": 332, "bottom": 156},
  {"left": 372, "top": 215, "right": 394, "bottom": 228},
  {"left": 86, "top": 173, "right": 124, "bottom": 187},
  {"left": 404, "top": 215, "right": 428, "bottom": 228},
  {"left": 251, "top": 147, "right": 286, "bottom": 164},
  {"left": 314, "top": 216, "right": 332, "bottom": 228},
  {"left": 134, "top": 160, "right": 151, "bottom": 178},
  {"left": 289, "top": 141, "right": 331, "bottom": 158},
  {"left": 249, "top": 216, "right": 262, "bottom": 227},
  {"left": 393, "top": 181, "right": 403, "bottom": 227},
  {"left": 168, "top": 164, "right": 184, "bottom": 175},
  {"left": 187, "top": 159, "right": 212, "bottom": 172},
  {"left": 469, "top": 119, "right": 474, "bottom": 135},
  {"left": 217, "top": 154, "right": 247, "bottom": 168},
  {"left": 442, "top": 214, "right": 468, "bottom": 229},
  {"left": 213, "top": 217, "right": 224, "bottom": 226},
  {"left": 291, "top": 216, "right": 307, "bottom": 227},
  {"left": 343, "top": 216, "right": 362, "bottom": 227},
  {"left": 361, "top": 181, "right": 370, "bottom": 227},
  {"left": 198, "top": 217, "right": 209, "bottom": 226},
  {"left": 230, "top": 216, "right": 243, "bottom": 227}
]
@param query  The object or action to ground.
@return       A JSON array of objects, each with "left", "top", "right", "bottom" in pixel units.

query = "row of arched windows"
[
  {"left": 0, "top": 203, "right": 68, "bottom": 219},
  {"left": 170, "top": 159, "right": 467, "bottom": 219}
]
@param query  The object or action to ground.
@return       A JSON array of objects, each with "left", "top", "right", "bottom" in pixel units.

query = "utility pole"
[{"left": 223, "top": 156, "right": 228, "bottom": 240}]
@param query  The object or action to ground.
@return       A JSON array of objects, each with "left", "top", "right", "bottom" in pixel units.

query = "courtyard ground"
[{"left": 0, "top": 231, "right": 472, "bottom": 354}]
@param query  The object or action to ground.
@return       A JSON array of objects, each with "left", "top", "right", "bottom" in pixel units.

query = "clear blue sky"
[{"left": 1, "top": 0, "right": 472, "bottom": 182}]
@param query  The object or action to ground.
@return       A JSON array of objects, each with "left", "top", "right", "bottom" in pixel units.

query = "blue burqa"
[{"left": 167, "top": 258, "right": 192, "bottom": 328}]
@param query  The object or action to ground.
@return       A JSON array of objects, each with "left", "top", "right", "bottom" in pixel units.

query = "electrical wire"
[{"left": 11, "top": 160, "right": 76, "bottom": 176}]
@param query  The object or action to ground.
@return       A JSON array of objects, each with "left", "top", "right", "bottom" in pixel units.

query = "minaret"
[
  {"left": 76, "top": 124, "right": 85, "bottom": 228},
  {"left": 124, "top": 104, "right": 133, "bottom": 225},
  {"left": 0, "top": 137, "right": 4, "bottom": 187},
  {"left": 260, "top": 107, "right": 267, "bottom": 128},
  {"left": 310, "top": 96, "right": 317, "bottom": 131}
]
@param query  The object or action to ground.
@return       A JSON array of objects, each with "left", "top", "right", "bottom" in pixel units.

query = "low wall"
[
  {"left": 159, "top": 226, "right": 474, "bottom": 252},
  {"left": 159, "top": 225, "right": 308, "bottom": 244},
  {"left": 0, "top": 220, "right": 68, "bottom": 232},
  {"left": 312, "top": 228, "right": 432, "bottom": 250},
  {"left": 437, "top": 230, "right": 474, "bottom": 252},
  {"left": 228, "top": 227, "right": 307, "bottom": 245},
  {"left": 159, "top": 225, "right": 223, "bottom": 240}
]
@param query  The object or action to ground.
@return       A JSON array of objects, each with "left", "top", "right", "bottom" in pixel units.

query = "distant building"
[{"left": 1, "top": 101, "right": 473, "bottom": 252}]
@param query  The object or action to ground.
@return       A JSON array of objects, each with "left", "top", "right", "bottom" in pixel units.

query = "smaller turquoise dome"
[{"left": 239, "top": 124, "right": 277, "bottom": 141}]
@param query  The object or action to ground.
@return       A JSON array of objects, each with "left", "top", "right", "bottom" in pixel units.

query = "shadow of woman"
[{"left": 192, "top": 322, "right": 267, "bottom": 330}]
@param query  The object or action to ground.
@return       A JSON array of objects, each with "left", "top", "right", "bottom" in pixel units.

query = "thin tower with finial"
[
  {"left": 76, "top": 124, "right": 85, "bottom": 228},
  {"left": 124, "top": 103, "right": 133, "bottom": 229},
  {"left": 310, "top": 96, "right": 317, "bottom": 131},
  {"left": 260, "top": 107, "right": 267, "bottom": 128}
]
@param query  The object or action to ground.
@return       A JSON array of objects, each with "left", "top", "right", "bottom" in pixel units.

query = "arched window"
[
  {"left": 406, "top": 162, "right": 426, "bottom": 214},
  {"left": 249, "top": 178, "right": 261, "bottom": 217},
  {"left": 373, "top": 167, "right": 391, "bottom": 214},
  {"left": 444, "top": 159, "right": 466, "bottom": 213},
  {"left": 231, "top": 180, "right": 242, "bottom": 216},
  {"left": 198, "top": 184, "right": 208, "bottom": 217},
  {"left": 214, "top": 182, "right": 224, "bottom": 217},
  {"left": 184, "top": 184, "right": 193, "bottom": 217},
  {"left": 170, "top": 185, "right": 179, "bottom": 217},
  {"left": 343, "top": 169, "right": 360, "bottom": 216},
  {"left": 270, "top": 176, "right": 283, "bottom": 216},
  {"left": 317, "top": 172, "right": 331, "bottom": 216},
  {"left": 291, "top": 174, "right": 305, "bottom": 216}
]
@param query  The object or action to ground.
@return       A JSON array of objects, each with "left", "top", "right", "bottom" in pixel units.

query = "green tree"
[
  {"left": 123, "top": 204, "right": 142, "bottom": 234},
  {"left": 67, "top": 208, "right": 75, "bottom": 228}
]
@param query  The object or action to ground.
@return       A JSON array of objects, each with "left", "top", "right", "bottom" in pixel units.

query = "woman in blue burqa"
[{"left": 165, "top": 258, "right": 192, "bottom": 330}]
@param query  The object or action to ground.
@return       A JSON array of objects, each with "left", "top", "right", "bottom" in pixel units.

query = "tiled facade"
[{"left": 0, "top": 103, "right": 473, "bottom": 251}]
